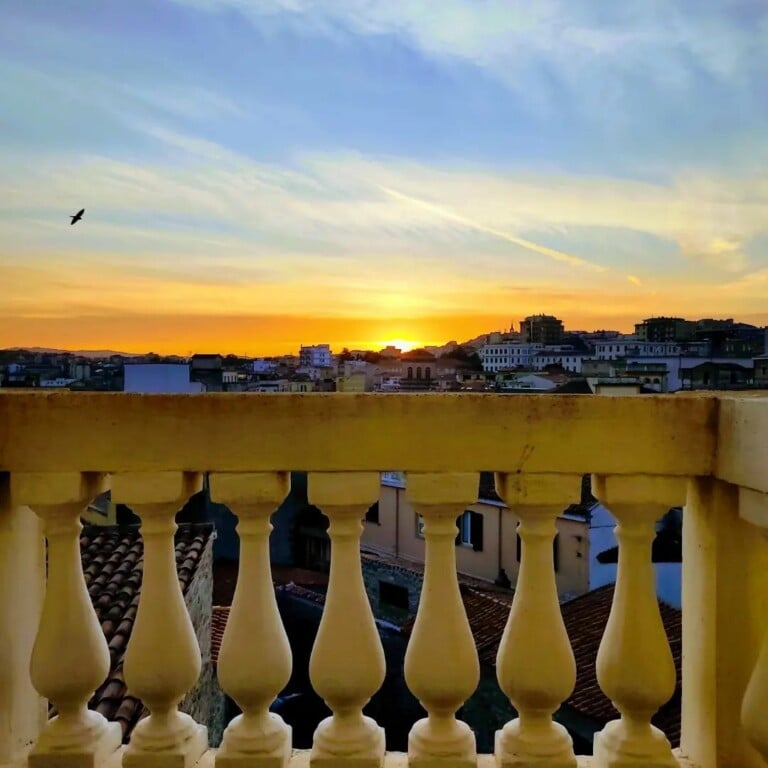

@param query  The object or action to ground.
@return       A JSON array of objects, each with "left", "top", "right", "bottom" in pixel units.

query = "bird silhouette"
[{"left": 70, "top": 208, "right": 85, "bottom": 225}]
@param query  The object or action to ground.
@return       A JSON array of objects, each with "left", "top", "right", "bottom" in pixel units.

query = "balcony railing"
[{"left": 1, "top": 391, "right": 767, "bottom": 768}]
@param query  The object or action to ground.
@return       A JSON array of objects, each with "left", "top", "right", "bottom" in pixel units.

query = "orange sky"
[{"left": 3, "top": 309, "right": 767, "bottom": 357}]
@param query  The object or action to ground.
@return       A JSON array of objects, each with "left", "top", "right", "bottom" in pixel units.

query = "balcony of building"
[{"left": 1, "top": 391, "right": 768, "bottom": 768}]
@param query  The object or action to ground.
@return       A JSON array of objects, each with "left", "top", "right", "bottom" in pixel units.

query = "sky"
[{"left": 1, "top": 0, "right": 768, "bottom": 355}]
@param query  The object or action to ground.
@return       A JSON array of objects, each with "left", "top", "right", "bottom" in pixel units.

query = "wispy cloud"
[{"left": 378, "top": 185, "right": 605, "bottom": 272}]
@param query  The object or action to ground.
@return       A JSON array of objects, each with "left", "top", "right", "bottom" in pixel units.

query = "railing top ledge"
[{"left": 0, "top": 391, "right": 721, "bottom": 478}]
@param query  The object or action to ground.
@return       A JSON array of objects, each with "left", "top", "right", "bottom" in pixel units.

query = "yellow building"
[
  {"left": 336, "top": 371, "right": 368, "bottom": 392},
  {"left": 363, "top": 473, "right": 590, "bottom": 598}
]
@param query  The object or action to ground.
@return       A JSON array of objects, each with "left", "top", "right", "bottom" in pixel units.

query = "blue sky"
[{"left": 1, "top": 0, "right": 767, "bottom": 353}]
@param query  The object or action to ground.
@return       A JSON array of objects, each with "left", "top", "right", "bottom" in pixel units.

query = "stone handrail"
[{"left": 1, "top": 392, "right": 767, "bottom": 768}]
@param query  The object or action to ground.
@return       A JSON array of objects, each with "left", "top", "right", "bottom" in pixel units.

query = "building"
[
  {"left": 634, "top": 317, "right": 696, "bottom": 342},
  {"left": 593, "top": 339, "right": 686, "bottom": 360},
  {"left": 478, "top": 343, "right": 543, "bottom": 372},
  {"left": 680, "top": 361, "right": 754, "bottom": 390},
  {"left": 363, "top": 472, "right": 590, "bottom": 599},
  {"left": 190, "top": 354, "right": 223, "bottom": 392},
  {"left": 252, "top": 358, "right": 277, "bottom": 374},
  {"left": 519, "top": 314, "right": 564, "bottom": 344},
  {"left": 124, "top": 364, "right": 204, "bottom": 393},
  {"left": 299, "top": 345, "right": 333, "bottom": 368},
  {"left": 755, "top": 355, "right": 768, "bottom": 387},
  {"left": 531, "top": 348, "right": 586, "bottom": 373}
]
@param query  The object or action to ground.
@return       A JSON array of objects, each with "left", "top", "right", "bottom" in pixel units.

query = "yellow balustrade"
[
  {"left": 493, "top": 474, "right": 583, "bottom": 768},
  {"left": 113, "top": 472, "right": 208, "bottom": 768},
  {"left": 307, "top": 473, "right": 386, "bottom": 768},
  {"left": 209, "top": 473, "right": 293, "bottom": 768},
  {"left": 0, "top": 391, "right": 767, "bottom": 768}
]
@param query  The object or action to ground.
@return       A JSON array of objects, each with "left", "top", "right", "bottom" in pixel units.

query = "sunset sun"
[{"left": 376, "top": 339, "right": 424, "bottom": 352}]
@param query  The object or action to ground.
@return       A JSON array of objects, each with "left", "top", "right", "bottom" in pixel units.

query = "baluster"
[
  {"left": 404, "top": 473, "right": 480, "bottom": 768},
  {"left": 494, "top": 473, "right": 581, "bottom": 768},
  {"left": 11, "top": 472, "right": 121, "bottom": 768},
  {"left": 209, "top": 472, "right": 292, "bottom": 768},
  {"left": 307, "top": 472, "right": 386, "bottom": 768},
  {"left": 0, "top": 475, "right": 45, "bottom": 765},
  {"left": 112, "top": 472, "right": 207, "bottom": 768},
  {"left": 591, "top": 475, "right": 684, "bottom": 768},
  {"left": 739, "top": 486, "right": 768, "bottom": 761}
]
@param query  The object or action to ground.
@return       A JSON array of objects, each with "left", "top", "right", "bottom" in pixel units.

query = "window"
[
  {"left": 456, "top": 510, "right": 483, "bottom": 551},
  {"left": 416, "top": 366, "right": 422, "bottom": 380},
  {"left": 416, "top": 513, "right": 425, "bottom": 538},
  {"left": 379, "top": 581, "right": 409, "bottom": 611},
  {"left": 365, "top": 501, "right": 379, "bottom": 524},
  {"left": 425, "top": 366, "right": 431, "bottom": 380},
  {"left": 407, "top": 366, "right": 413, "bottom": 379}
]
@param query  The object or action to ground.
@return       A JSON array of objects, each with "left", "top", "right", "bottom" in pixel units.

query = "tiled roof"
[
  {"left": 211, "top": 606, "right": 229, "bottom": 666},
  {"left": 361, "top": 549, "right": 515, "bottom": 599},
  {"left": 561, "top": 584, "right": 681, "bottom": 747},
  {"left": 66, "top": 523, "right": 214, "bottom": 742},
  {"left": 459, "top": 586, "right": 513, "bottom": 667}
]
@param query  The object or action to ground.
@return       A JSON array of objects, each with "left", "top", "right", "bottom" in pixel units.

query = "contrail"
[
  {"left": 379, "top": 185, "right": 608, "bottom": 273},
  {"left": 627, "top": 274, "right": 643, "bottom": 286}
]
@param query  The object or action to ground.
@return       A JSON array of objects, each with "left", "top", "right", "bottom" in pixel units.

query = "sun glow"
[{"left": 375, "top": 338, "right": 425, "bottom": 352}]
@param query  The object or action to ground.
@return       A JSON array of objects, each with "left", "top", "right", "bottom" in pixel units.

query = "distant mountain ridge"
[{"left": 6, "top": 347, "right": 144, "bottom": 358}]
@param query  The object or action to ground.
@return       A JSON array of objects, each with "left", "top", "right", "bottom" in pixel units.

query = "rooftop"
[{"left": 75, "top": 522, "right": 214, "bottom": 741}]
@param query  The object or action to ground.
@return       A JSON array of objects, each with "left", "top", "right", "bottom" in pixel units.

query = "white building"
[
  {"left": 588, "top": 502, "right": 680, "bottom": 608},
  {"left": 124, "top": 364, "right": 203, "bottom": 393},
  {"left": 299, "top": 344, "right": 333, "bottom": 368},
  {"left": 594, "top": 339, "right": 691, "bottom": 360},
  {"left": 531, "top": 349, "right": 586, "bottom": 373},
  {"left": 479, "top": 343, "right": 544, "bottom": 372},
  {"left": 252, "top": 358, "right": 277, "bottom": 374}
]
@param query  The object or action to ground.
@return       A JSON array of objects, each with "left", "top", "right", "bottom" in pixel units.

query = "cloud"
[
  {"left": 167, "top": 0, "right": 768, "bottom": 121},
  {"left": 378, "top": 185, "right": 605, "bottom": 271},
  {"left": 678, "top": 235, "right": 748, "bottom": 273}
]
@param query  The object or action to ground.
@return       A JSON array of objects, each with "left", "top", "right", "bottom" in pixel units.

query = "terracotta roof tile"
[
  {"left": 560, "top": 584, "right": 681, "bottom": 747},
  {"left": 211, "top": 606, "right": 229, "bottom": 666},
  {"left": 49, "top": 522, "right": 214, "bottom": 742}
]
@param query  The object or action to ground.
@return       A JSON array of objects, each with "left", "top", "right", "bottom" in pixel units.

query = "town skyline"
[
  {"left": 2, "top": 1, "right": 768, "bottom": 356},
  {"left": 2, "top": 310, "right": 765, "bottom": 359}
]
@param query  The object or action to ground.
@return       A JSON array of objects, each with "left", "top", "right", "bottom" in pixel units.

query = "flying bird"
[{"left": 70, "top": 208, "right": 85, "bottom": 225}]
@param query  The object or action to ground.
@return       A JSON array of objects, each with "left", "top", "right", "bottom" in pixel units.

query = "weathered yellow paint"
[
  {"left": 2, "top": 391, "right": 768, "bottom": 767},
  {"left": 717, "top": 395, "right": 768, "bottom": 493},
  {"left": 0, "top": 491, "right": 45, "bottom": 764},
  {"left": 682, "top": 478, "right": 768, "bottom": 768},
  {"left": 0, "top": 393, "right": 717, "bottom": 476}
]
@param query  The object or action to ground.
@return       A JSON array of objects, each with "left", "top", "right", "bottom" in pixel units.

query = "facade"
[
  {"left": 634, "top": 316, "right": 696, "bottom": 342},
  {"left": 531, "top": 349, "right": 585, "bottom": 373},
  {"left": 190, "top": 354, "right": 224, "bottom": 392},
  {"left": 478, "top": 343, "right": 543, "bottom": 372},
  {"left": 124, "top": 364, "right": 204, "bottom": 393},
  {"left": 252, "top": 358, "right": 277, "bottom": 374},
  {"left": 593, "top": 339, "right": 686, "bottom": 360},
  {"left": 519, "top": 314, "right": 564, "bottom": 344},
  {"left": 363, "top": 473, "right": 590, "bottom": 599},
  {"left": 299, "top": 345, "right": 333, "bottom": 368},
  {"left": 755, "top": 355, "right": 768, "bottom": 387}
]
